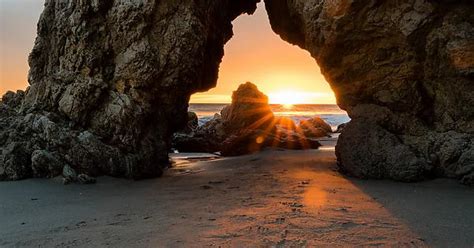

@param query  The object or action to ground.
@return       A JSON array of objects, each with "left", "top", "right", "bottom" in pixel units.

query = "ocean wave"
[{"left": 190, "top": 104, "right": 351, "bottom": 130}]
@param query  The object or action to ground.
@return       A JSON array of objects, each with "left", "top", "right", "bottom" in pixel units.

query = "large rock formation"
[
  {"left": 221, "top": 82, "right": 275, "bottom": 133},
  {"left": 265, "top": 0, "right": 474, "bottom": 184},
  {"left": 1, "top": 0, "right": 260, "bottom": 180},
  {"left": 219, "top": 83, "right": 322, "bottom": 155},
  {"left": 1, "top": 0, "right": 473, "bottom": 185},
  {"left": 172, "top": 82, "right": 322, "bottom": 155}
]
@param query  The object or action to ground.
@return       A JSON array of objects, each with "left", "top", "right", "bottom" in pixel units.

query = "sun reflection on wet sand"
[
  {"left": 291, "top": 170, "right": 328, "bottom": 209},
  {"left": 195, "top": 149, "right": 426, "bottom": 247}
]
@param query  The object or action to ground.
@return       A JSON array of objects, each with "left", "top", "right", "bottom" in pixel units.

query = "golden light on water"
[
  {"left": 268, "top": 90, "right": 336, "bottom": 106},
  {"left": 268, "top": 91, "right": 316, "bottom": 105},
  {"left": 282, "top": 104, "right": 294, "bottom": 110}
]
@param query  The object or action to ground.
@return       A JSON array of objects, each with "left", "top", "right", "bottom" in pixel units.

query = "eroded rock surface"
[
  {"left": 1, "top": 0, "right": 260, "bottom": 180},
  {"left": 265, "top": 0, "right": 474, "bottom": 184},
  {"left": 1, "top": 0, "right": 473, "bottom": 184},
  {"left": 300, "top": 117, "right": 333, "bottom": 138}
]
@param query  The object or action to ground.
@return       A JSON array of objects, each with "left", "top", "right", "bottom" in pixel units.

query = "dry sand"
[{"left": 1, "top": 138, "right": 473, "bottom": 247}]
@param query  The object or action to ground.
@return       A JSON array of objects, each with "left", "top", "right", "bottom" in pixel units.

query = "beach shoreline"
[{"left": 0, "top": 137, "right": 473, "bottom": 247}]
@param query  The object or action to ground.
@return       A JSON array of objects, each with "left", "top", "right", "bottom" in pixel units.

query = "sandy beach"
[
  {"left": 0, "top": 138, "right": 473, "bottom": 247},
  {"left": 1, "top": 1, "right": 473, "bottom": 247}
]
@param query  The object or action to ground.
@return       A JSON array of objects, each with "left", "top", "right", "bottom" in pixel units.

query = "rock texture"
[
  {"left": 265, "top": 0, "right": 474, "bottom": 184},
  {"left": 335, "top": 122, "right": 348, "bottom": 133},
  {"left": 300, "top": 117, "right": 333, "bottom": 137},
  {"left": 1, "top": 0, "right": 473, "bottom": 185},
  {"left": 172, "top": 113, "right": 226, "bottom": 153},
  {"left": 172, "top": 82, "right": 322, "bottom": 155},
  {"left": 221, "top": 82, "right": 275, "bottom": 133},
  {"left": 1, "top": 0, "right": 260, "bottom": 181}
]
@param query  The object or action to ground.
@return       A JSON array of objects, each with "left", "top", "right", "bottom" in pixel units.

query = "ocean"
[{"left": 189, "top": 104, "right": 350, "bottom": 130}]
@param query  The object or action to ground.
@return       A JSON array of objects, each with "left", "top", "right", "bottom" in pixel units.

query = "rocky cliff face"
[
  {"left": 265, "top": 0, "right": 474, "bottom": 184},
  {"left": 1, "top": 0, "right": 473, "bottom": 184},
  {"left": 1, "top": 0, "right": 259, "bottom": 180}
]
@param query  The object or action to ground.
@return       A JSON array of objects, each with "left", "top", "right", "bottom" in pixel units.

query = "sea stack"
[{"left": 173, "top": 82, "right": 323, "bottom": 155}]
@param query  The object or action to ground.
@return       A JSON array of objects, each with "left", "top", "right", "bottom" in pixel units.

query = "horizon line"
[{"left": 189, "top": 102, "right": 339, "bottom": 105}]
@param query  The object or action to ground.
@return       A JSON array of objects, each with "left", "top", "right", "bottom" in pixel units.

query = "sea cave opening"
[
  {"left": 174, "top": 2, "right": 350, "bottom": 155},
  {"left": 192, "top": 2, "right": 348, "bottom": 130}
]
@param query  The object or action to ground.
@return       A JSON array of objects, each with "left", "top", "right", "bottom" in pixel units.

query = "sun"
[
  {"left": 282, "top": 103, "right": 294, "bottom": 109},
  {"left": 268, "top": 91, "right": 311, "bottom": 106}
]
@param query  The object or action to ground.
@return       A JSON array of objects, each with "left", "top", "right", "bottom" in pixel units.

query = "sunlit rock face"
[
  {"left": 0, "top": 0, "right": 259, "bottom": 180},
  {"left": 265, "top": 0, "right": 474, "bottom": 184}
]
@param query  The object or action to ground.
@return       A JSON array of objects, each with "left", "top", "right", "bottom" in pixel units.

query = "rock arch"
[
  {"left": 265, "top": 0, "right": 474, "bottom": 184},
  {"left": 1, "top": 0, "right": 473, "bottom": 184}
]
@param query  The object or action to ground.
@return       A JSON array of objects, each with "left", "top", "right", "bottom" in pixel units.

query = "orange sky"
[
  {"left": 0, "top": 0, "right": 43, "bottom": 95},
  {"left": 0, "top": 1, "right": 336, "bottom": 104},
  {"left": 191, "top": 2, "right": 336, "bottom": 104}
]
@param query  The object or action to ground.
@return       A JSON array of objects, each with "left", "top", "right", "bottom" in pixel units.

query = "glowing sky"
[
  {"left": 191, "top": 2, "right": 336, "bottom": 104},
  {"left": 0, "top": 0, "right": 43, "bottom": 95},
  {"left": 0, "top": 1, "right": 336, "bottom": 104}
]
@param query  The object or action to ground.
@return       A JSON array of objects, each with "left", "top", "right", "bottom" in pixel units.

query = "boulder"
[
  {"left": 175, "top": 83, "right": 322, "bottom": 155},
  {"left": 172, "top": 133, "right": 217, "bottom": 153},
  {"left": 171, "top": 111, "right": 206, "bottom": 152},
  {"left": 336, "top": 120, "right": 430, "bottom": 182},
  {"left": 221, "top": 129, "right": 321, "bottom": 156},
  {"left": 1, "top": 90, "right": 25, "bottom": 108},
  {"left": 187, "top": 112, "right": 199, "bottom": 130},
  {"left": 77, "top": 174, "right": 97, "bottom": 184},
  {"left": 62, "top": 165, "right": 78, "bottom": 182},
  {"left": 456, "top": 146, "right": 474, "bottom": 185},
  {"left": 172, "top": 113, "right": 226, "bottom": 153},
  {"left": 1, "top": 142, "right": 32, "bottom": 180},
  {"left": 274, "top": 116, "right": 298, "bottom": 131},
  {"left": 198, "top": 114, "right": 227, "bottom": 142},
  {"left": 31, "top": 150, "right": 63, "bottom": 178},
  {"left": 299, "top": 117, "right": 332, "bottom": 138},
  {"left": 62, "top": 165, "right": 96, "bottom": 185},
  {"left": 221, "top": 82, "right": 275, "bottom": 134},
  {"left": 178, "top": 112, "right": 199, "bottom": 134}
]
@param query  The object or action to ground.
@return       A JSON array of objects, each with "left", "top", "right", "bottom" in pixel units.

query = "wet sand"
[{"left": 0, "top": 139, "right": 473, "bottom": 247}]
